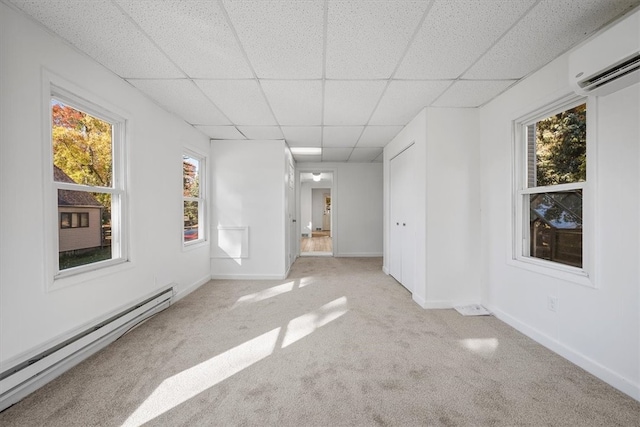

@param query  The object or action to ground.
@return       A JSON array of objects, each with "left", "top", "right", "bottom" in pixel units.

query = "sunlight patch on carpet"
[
  {"left": 234, "top": 281, "right": 296, "bottom": 307},
  {"left": 459, "top": 338, "right": 499, "bottom": 357},
  {"left": 122, "top": 328, "right": 281, "bottom": 427},
  {"left": 282, "top": 297, "right": 348, "bottom": 348}
]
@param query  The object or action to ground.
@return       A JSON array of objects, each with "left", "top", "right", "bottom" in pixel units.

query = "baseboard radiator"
[{"left": 0, "top": 287, "right": 174, "bottom": 412}]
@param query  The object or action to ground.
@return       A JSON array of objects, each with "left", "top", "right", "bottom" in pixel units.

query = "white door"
[{"left": 389, "top": 146, "right": 414, "bottom": 292}]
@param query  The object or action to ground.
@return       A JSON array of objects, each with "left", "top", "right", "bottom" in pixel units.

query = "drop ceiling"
[{"left": 6, "top": 0, "right": 639, "bottom": 162}]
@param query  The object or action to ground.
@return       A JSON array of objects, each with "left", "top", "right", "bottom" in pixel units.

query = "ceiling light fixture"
[
  {"left": 312, "top": 173, "right": 321, "bottom": 182},
  {"left": 290, "top": 147, "right": 321, "bottom": 156}
]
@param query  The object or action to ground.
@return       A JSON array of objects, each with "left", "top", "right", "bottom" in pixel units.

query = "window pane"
[
  {"left": 52, "top": 100, "right": 113, "bottom": 188},
  {"left": 58, "top": 190, "right": 112, "bottom": 270},
  {"left": 184, "top": 200, "right": 199, "bottom": 242},
  {"left": 60, "top": 213, "right": 71, "bottom": 228},
  {"left": 183, "top": 156, "right": 200, "bottom": 198},
  {"left": 527, "top": 104, "right": 586, "bottom": 188},
  {"left": 529, "top": 190, "right": 582, "bottom": 268}
]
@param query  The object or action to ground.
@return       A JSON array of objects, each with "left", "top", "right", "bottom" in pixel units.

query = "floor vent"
[{"left": 0, "top": 287, "right": 173, "bottom": 412}]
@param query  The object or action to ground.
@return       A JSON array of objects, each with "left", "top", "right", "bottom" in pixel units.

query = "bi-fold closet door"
[{"left": 389, "top": 145, "right": 415, "bottom": 293}]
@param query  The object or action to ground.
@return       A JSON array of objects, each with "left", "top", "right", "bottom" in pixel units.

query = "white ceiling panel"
[
  {"left": 281, "top": 127, "right": 322, "bottom": 147},
  {"left": 433, "top": 80, "right": 516, "bottom": 108},
  {"left": 222, "top": 0, "right": 324, "bottom": 78},
  {"left": 323, "top": 126, "right": 364, "bottom": 148},
  {"left": 293, "top": 154, "right": 323, "bottom": 163},
  {"left": 10, "top": 0, "right": 183, "bottom": 78},
  {"left": 115, "top": 0, "right": 252, "bottom": 79},
  {"left": 324, "top": 81, "right": 387, "bottom": 125},
  {"left": 129, "top": 79, "right": 230, "bottom": 125},
  {"left": 261, "top": 81, "right": 323, "bottom": 125},
  {"left": 396, "top": 0, "right": 536, "bottom": 79},
  {"left": 326, "top": 0, "right": 430, "bottom": 79},
  {"left": 237, "top": 126, "right": 283, "bottom": 140},
  {"left": 369, "top": 81, "right": 451, "bottom": 125},
  {"left": 349, "top": 148, "right": 383, "bottom": 162},
  {"left": 195, "top": 126, "right": 245, "bottom": 140},
  {"left": 196, "top": 80, "right": 276, "bottom": 125},
  {"left": 322, "top": 148, "right": 353, "bottom": 162},
  {"left": 357, "top": 126, "right": 404, "bottom": 148},
  {"left": 464, "top": 0, "right": 639, "bottom": 79}
]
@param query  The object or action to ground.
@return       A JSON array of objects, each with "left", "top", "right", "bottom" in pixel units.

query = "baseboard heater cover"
[{"left": 0, "top": 287, "right": 173, "bottom": 412}]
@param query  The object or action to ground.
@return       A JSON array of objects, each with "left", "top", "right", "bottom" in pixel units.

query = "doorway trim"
[{"left": 296, "top": 166, "right": 338, "bottom": 257}]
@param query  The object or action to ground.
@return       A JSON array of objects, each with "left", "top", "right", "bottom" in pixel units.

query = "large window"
[
  {"left": 183, "top": 152, "right": 206, "bottom": 245},
  {"left": 51, "top": 87, "right": 126, "bottom": 275},
  {"left": 515, "top": 99, "right": 587, "bottom": 270}
]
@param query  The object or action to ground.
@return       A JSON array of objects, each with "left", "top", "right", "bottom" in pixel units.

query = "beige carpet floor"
[{"left": 1, "top": 257, "right": 639, "bottom": 426}]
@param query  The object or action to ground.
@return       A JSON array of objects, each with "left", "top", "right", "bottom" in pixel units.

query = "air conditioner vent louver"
[
  {"left": 578, "top": 53, "right": 640, "bottom": 92},
  {"left": 569, "top": 9, "right": 639, "bottom": 97}
]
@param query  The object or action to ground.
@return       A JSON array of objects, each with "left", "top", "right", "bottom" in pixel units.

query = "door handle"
[
  {"left": 403, "top": 223, "right": 406, "bottom": 226},
  {"left": 396, "top": 222, "right": 399, "bottom": 225}
]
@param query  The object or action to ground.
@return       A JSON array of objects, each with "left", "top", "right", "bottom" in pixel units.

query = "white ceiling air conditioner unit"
[{"left": 569, "top": 8, "right": 640, "bottom": 97}]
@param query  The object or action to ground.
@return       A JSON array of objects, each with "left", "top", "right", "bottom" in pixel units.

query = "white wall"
[
  {"left": 312, "top": 188, "right": 329, "bottom": 230},
  {"left": 210, "top": 140, "right": 288, "bottom": 279},
  {"left": 300, "top": 180, "right": 331, "bottom": 237},
  {"left": 479, "top": 50, "right": 640, "bottom": 397},
  {"left": 0, "top": 3, "right": 211, "bottom": 365},
  {"left": 383, "top": 108, "right": 481, "bottom": 308},
  {"left": 298, "top": 163, "right": 383, "bottom": 257}
]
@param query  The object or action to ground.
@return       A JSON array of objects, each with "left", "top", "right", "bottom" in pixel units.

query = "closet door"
[{"left": 389, "top": 146, "right": 414, "bottom": 292}]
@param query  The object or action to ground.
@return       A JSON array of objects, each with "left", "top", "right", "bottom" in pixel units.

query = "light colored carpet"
[{"left": 1, "top": 257, "right": 639, "bottom": 426}]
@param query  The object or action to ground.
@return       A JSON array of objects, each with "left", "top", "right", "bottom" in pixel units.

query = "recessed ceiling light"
[{"left": 290, "top": 147, "right": 321, "bottom": 155}]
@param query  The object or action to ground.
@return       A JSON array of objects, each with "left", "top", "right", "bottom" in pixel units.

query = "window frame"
[
  {"left": 511, "top": 94, "right": 595, "bottom": 287},
  {"left": 182, "top": 148, "right": 207, "bottom": 248},
  {"left": 48, "top": 82, "right": 129, "bottom": 282}
]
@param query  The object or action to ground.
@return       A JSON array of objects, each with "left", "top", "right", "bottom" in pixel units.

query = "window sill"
[
  {"left": 50, "top": 258, "right": 134, "bottom": 292},
  {"left": 182, "top": 239, "right": 208, "bottom": 252},
  {"left": 507, "top": 256, "right": 595, "bottom": 288}
]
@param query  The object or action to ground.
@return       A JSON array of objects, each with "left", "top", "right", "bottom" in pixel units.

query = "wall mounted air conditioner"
[{"left": 569, "top": 8, "right": 639, "bottom": 97}]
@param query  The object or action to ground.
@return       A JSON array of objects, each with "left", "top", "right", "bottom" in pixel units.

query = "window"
[
  {"left": 51, "top": 87, "right": 126, "bottom": 275},
  {"left": 183, "top": 152, "right": 206, "bottom": 245},
  {"left": 60, "top": 212, "right": 89, "bottom": 229},
  {"left": 515, "top": 98, "right": 587, "bottom": 271}
]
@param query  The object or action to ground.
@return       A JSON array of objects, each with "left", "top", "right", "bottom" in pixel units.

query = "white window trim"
[
  {"left": 43, "top": 72, "right": 130, "bottom": 290},
  {"left": 510, "top": 93, "right": 596, "bottom": 288},
  {"left": 182, "top": 148, "right": 207, "bottom": 249}
]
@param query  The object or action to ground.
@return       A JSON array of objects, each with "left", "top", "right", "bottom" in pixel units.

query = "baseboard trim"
[
  {"left": 488, "top": 305, "right": 640, "bottom": 402},
  {"left": 334, "top": 252, "right": 383, "bottom": 257},
  {"left": 173, "top": 274, "right": 211, "bottom": 303},
  {"left": 210, "top": 273, "right": 287, "bottom": 280},
  {"left": 382, "top": 266, "right": 389, "bottom": 275}
]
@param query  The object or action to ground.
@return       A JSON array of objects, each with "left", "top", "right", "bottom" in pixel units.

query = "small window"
[
  {"left": 183, "top": 152, "right": 206, "bottom": 245},
  {"left": 51, "top": 88, "right": 126, "bottom": 275},
  {"left": 516, "top": 100, "right": 587, "bottom": 270}
]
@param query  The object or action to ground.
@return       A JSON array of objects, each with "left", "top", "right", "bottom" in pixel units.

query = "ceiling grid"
[{"left": 8, "top": 0, "right": 639, "bottom": 162}]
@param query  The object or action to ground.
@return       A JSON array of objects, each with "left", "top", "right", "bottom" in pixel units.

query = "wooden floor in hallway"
[{"left": 301, "top": 235, "right": 332, "bottom": 253}]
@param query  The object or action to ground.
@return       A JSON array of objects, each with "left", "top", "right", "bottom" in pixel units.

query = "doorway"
[{"left": 299, "top": 172, "right": 333, "bottom": 256}]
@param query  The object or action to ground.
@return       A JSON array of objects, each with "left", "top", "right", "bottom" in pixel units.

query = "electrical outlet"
[{"left": 547, "top": 296, "right": 559, "bottom": 312}]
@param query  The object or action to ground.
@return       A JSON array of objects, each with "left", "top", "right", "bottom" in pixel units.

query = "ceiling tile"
[
  {"left": 261, "top": 81, "right": 323, "bottom": 125},
  {"left": 115, "top": 0, "right": 252, "bottom": 79},
  {"left": 369, "top": 81, "right": 451, "bottom": 125},
  {"left": 326, "top": 0, "right": 430, "bottom": 79},
  {"left": 322, "top": 148, "right": 353, "bottom": 162},
  {"left": 195, "top": 126, "right": 245, "bottom": 140},
  {"left": 237, "top": 126, "right": 283, "bottom": 140},
  {"left": 396, "top": 0, "right": 536, "bottom": 79},
  {"left": 196, "top": 80, "right": 276, "bottom": 125},
  {"left": 433, "top": 80, "right": 516, "bottom": 107},
  {"left": 323, "top": 126, "right": 364, "bottom": 148},
  {"left": 357, "top": 126, "right": 404, "bottom": 148},
  {"left": 349, "top": 148, "right": 383, "bottom": 162},
  {"left": 222, "top": 0, "right": 324, "bottom": 78},
  {"left": 324, "top": 81, "right": 387, "bottom": 125},
  {"left": 281, "top": 127, "right": 322, "bottom": 147},
  {"left": 11, "top": 0, "right": 183, "bottom": 78},
  {"left": 129, "top": 79, "right": 230, "bottom": 125},
  {"left": 292, "top": 154, "right": 322, "bottom": 163},
  {"left": 464, "top": 0, "right": 639, "bottom": 79}
]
